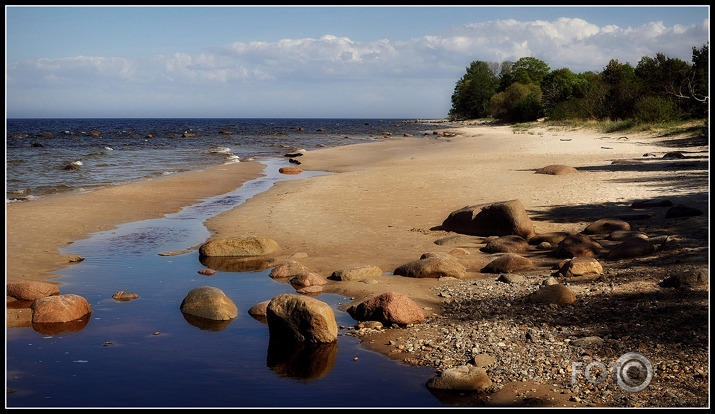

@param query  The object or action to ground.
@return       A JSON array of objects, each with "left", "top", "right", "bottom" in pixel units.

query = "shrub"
[{"left": 633, "top": 96, "right": 682, "bottom": 123}]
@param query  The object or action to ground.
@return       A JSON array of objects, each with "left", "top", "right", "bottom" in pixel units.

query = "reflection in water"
[
  {"left": 199, "top": 255, "right": 276, "bottom": 272},
  {"left": 181, "top": 312, "right": 235, "bottom": 331},
  {"left": 32, "top": 314, "right": 92, "bottom": 335},
  {"left": 267, "top": 339, "right": 338, "bottom": 382}
]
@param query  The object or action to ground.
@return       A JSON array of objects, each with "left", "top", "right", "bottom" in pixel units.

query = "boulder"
[
  {"left": 112, "top": 291, "right": 139, "bottom": 301},
  {"left": 607, "top": 230, "right": 648, "bottom": 241},
  {"left": 179, "top": 286, "right": 238, "bottom": 321},
  {"left": 199, "top": 236, "right": 279, "bottom": 257},
  {"left": 425, "top": 365, "right": 492, "bottom": 392},
  {"left": 605, "top": 237, "right": 656, "bottom": 260},
  {"left": 528, "top": 232, "right": 571, "bottom": 245},
  {"left": 248, "top": 300, "right": 270, "bottom": 319},
  {"left": 31, "top": 294, "right": 92, "bottom": 323},
  {"left": 526, "top": 284, "right": 576, "bottom": 306},
  {"left": 535, "top": 164, "right": 579, "bottom": 175},
  {"left": 630, "top": 199, "right": 673, "bottom": 209},
  {"left": 289, "top": 272, "right": 327, "bottom": 287},
  {"left": 328, "top": 265, "right": 383, "bottom": 281},
  {"left": 665, "top": 204, "right": 703, "bottom": 219},
  {"left": 554, "top": 234, "right": 603, "bottom": 258},
  {"left": 394, "top": 256, "right": 466, "bottom": 279},
  {"left": 496, "top": 273, "right": 527, "bottom": 284},
  {"left": 659, "top": 268, "right": 708, "bottom": 289},
  {"left": 347, "top": 292, "right": 424, "bottom": 326},
  {"left": 554, "top": 257, "right": 603, "bottom": 277},
  {"left": 441, "top": 199, "right": 535, "bottom": 239},
  {"left": 279, "top": 166, "right": 303, "bottom": 175},
  {"left": 7, "top": 281, "right": 60, "bottom": 301},
  {"left": 481, "top": 253, "right": 534, "bottom": 274},
  {"left": 434, "top": 235, "right": 475, "bottom": 246},
  {"left": 269, "top": 261, "right": 310, "bottom": 278},
  {"left": 266, "top": 294, "right": 337, "bottom": 343},
  {"left": 481, "top": 235, "right": 529, "bottom": 253},
  {"left": 583, "top": 218, "right": 631, "bottom": 235}
]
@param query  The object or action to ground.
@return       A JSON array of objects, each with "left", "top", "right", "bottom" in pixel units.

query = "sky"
[{"left": 4, "top": 5, "right": 710, "bottom": 119}]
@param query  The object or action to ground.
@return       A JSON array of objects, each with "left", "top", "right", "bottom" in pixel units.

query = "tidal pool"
[{"left": 6, "top": 158, "right": 443, "bottom": 408}]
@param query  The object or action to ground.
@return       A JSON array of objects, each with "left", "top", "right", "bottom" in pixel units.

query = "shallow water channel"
[{"left": 6, "top": 158, "right": 443, "bottom": 408}]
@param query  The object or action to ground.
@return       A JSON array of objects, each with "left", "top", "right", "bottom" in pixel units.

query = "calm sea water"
[
  {"left": 6, "top": 118, "right": 439, "bottom": 201},
  {"left": 5, "top": 119, "right": 460, "bottom": 408}
]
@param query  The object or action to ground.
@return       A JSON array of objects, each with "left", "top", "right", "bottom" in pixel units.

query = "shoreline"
[{"left": 5, "top": 122, "right": 709, "bottom": 407}]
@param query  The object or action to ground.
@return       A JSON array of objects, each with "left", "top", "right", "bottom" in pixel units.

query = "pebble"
[{"left": 346, "top": 268, "right": 708, "bottom": 407}]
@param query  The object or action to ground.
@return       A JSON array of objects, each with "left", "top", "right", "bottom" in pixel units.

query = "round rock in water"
[
  {"left": 180, "top": 286, "right": 238, "bottom": 321},
  {"left": 31, "top": 294, "right": 92, "bottom": 323}
]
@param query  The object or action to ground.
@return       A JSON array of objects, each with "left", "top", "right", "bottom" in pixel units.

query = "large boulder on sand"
[
  {"left": 266, "top": 294, "right": 337, "bottom": 343},
  {"left": 180, "top": 286, "right": 238, "bottom": 321},
  {"left": 394, "top": 256, "right": 466, "bottom": 279},
  {"left": 554, "top": 257, "right": 603, "bottom": 277},
  {"left": 535, "top": 164, "right": 579, "bottom": 175},
  {"left": 481, "top": 235, "right": 529, "bottom": 253},
  {"left": 605, "top": 237, "right": 656, "bottom": 260},
  {"left": 328, "top": 265, "right": 383, "bottom": 281},
  {"left": 583, "top": 218, "right": 631, "bottom": 235},
  {"left": 441, "top": 199, "right": 535, "bottom": 239},
  {"left": 31, "top": 294, "right": 92, "bottom": 323},
  {"left": 269, "top": 261, "right": 310, "bottom": 278},
  {"left": 348, "top": 292, "right": 424, "bottom": 326},
  {"left": 198, "top": 236, "right": 279, "bottom": 257},
  {"left": 426, "top": 364, "right": 492, "bottom": 392},
  {"left": 526, "top": 284, "right": 576, "bottom": 306},
  {"left": 554, "top": 234, "right": 603, "bottom": 258},
  {"left": 481, "top": 253, "right": 534, "bottom": 273},
  {"left": 7, "top": 281, "right": 60, "bottom": 301}
]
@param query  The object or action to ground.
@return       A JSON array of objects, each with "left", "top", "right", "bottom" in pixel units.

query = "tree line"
[{"left": 448, "top": 44, "right": 708, "bottom": 123}]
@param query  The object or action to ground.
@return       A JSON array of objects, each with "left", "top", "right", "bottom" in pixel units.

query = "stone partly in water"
[
  {"left": 198, "top": 236, "right": 279, "bottom": 257},
  {"left": 7, "top": 281, "right": 60, "bottom": 301},
  {"left": 31, "top": 294, "right": 92, "bottom": 323},
  {"left": 266, "top": 294, "right": 338, "bottom": 343},
  {"left": 179, "top": 286, "right": 238, "bottom": 321},
  {"left": 112, "top": 291, "right": 139, "bottom": 301}
]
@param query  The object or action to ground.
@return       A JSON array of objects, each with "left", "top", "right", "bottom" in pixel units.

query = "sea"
[
  {"left": 6, "top": 118, "right": 443, "bottom": 201},
  {"left": 5, "top": 118, "right": 470, "bottom": 408}
]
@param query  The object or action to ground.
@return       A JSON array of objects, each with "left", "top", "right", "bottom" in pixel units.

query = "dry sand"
[{"left": 5, "top": 122, "right": 709, "bottom": 407}]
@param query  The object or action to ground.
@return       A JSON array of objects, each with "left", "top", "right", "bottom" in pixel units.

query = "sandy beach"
[{"left": 6, "top": 122, "right": 709, "bottom": 407}]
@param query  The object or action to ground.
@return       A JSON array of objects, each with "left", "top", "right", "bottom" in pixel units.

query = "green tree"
[
  {"left": 449, "top": 60, "right": 500, "bottom": 120},
  {"left": 601, "top": 59, "right": 637, "bottom": 120},
  {"left": 498, "top": 57, "right": 550, "bottom": 91},
  {"left": 490, "top": 82, "right": 543, "bottom": 122},
  {"left": 541, "top": 68, "right": 580, "bottom": 112}
]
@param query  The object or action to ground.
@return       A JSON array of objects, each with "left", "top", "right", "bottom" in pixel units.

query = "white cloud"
[{"left": 6, "top": 16, "right": 708, "bottom": 117}]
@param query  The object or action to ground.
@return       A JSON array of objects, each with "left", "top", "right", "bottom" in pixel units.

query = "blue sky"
[{"left": 5, "top": 5, "right": 710, "bottom": 119}]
